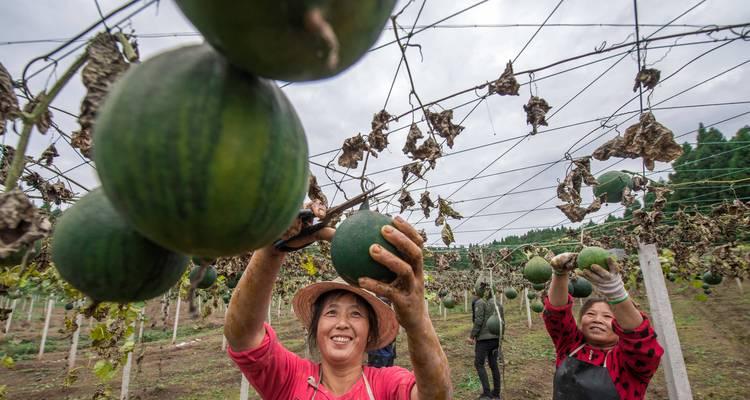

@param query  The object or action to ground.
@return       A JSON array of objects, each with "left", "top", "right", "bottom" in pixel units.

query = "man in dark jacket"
[{"left": 469, "top": 283, "right": 504, "bottom": 400}]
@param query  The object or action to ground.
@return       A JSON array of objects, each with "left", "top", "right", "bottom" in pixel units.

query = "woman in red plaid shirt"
[{"left": 543, "top": 253, "right": 664, "bottom": 400}]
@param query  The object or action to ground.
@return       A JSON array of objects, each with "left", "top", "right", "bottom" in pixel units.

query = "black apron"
[{"left": 553, "top": 344, "right": 620, "bottom": 400}]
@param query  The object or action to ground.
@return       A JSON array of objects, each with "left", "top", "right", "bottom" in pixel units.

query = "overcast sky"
[{"left": 1, "top": 0, "right": 749, "bottom": 247}]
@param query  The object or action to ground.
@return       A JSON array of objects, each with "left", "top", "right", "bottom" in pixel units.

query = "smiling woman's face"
[
  {"left": 316, "top": 292, "right": 370, "bottom": 365},
  {"left": 580, "top": 301, "right": 618, "bottom": 347}
]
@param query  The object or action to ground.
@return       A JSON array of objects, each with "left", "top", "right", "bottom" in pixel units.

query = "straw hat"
[{"left": 292, "top": 278, "right": 400, "bottom": 351}]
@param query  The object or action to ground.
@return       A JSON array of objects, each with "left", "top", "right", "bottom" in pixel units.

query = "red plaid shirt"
[{"left": 543, "top": 295, "right": 664, "bottom": 400}]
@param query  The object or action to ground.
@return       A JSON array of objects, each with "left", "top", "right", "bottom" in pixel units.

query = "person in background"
[
  {"left": 544, "top": 253, "right": 664, "bottom": 400},
  {"left": 368, "top": 297, "right": 397, "bottom": 368},
  {"left": 469, "top": 282, "right": 503, "bottom": 400}
]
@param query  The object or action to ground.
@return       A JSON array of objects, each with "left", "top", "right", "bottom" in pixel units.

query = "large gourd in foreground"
[
  {"left": 174, "top": 0, "right": 397, "bottom": 81},
  {"left": 94, "top": 45, "right": 309, "bottom": 258},
  {"left": 51, "top": 189, "right": 188, "bottom": 302}
]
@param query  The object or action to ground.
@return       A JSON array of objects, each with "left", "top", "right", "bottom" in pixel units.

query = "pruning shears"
[{"left": 273, "top": 184, "right": 386, "bottom": 252}]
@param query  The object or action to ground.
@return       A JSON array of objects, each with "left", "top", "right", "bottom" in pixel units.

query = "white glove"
[{"left": 579, "top": 259, "right": 629, "bottom": 305}]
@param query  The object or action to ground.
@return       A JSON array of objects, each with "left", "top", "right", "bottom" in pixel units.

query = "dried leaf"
[
  {"left": 0, "top": 62, "right": 20, "bottom": 136},
  {"left": 39, "top": 144, "right": 59, "bottom": 166},
  {"left": 418, "top": 229, "right": 428, "bottom": 244},
  {"left": 72, "top": 32, "right": 132, "bottom": 159},
  {"left": 398, "top": 189, "right": 415, "bottom": 214},
  {"left": 23, "top": 96, "right": 52, "bottom": 135},
  {"left": 420, "top": 191, "right": 436, "bottom": 218},
  {"left": 307, "top": 174, "right": 328, "bottom": 207},
  {"left": 557, "top": 158, "right": 595, "bottom": 205},
  {"left": 435, "top": 196, "right": 462, "bottom": 226},
  {"left": 441, "top": 223, "right": 455, "bottom": 246},
  {"left": 592, "top": 112, "right": 682, "bottom": 171},
  {"left": 40, "top": 181, "right": 74, "bottom": 205},
  {"left": 410, "top": 136, "right": 442, "bottom": 169},
  {"left": 488, "top": 61, "right": 520, "bottom": 96},
  {"left": 401, "top": 162, "right": 424, "bottom": 184},
  {"left": 338, "top": 133, "right": 372, "bottom": 169},
  {"left": 556, "top": 200, "right": 601, "bottom": 223},
  {"left": 0, "top": 145, "right": 32, "bottom": 186},
  {"left": 402, "top": 123, "right": 423, "bottom": 155},
  {"left": 367, "top": 110, "right": 391, "bottom": 153},
  {"left": 426, "top": 110, "right": 464, "bottom": 148},
  {"left": 523, "top": 96, "right": 552, "bottom": 135},
  {"left": 633, "top": 68, "right": 661, "bottom": 92},
  {"left": 0, "top": 189, "right": 51, "bottom": 258},
  {"left": 620, "top": 187, "right": 635, "bottom": 207}
]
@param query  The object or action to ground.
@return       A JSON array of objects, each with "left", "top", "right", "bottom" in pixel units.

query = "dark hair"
[
  {"left": 579, "top": 297, "right": 610, "bottom": 321},
  {"left": 307, "top": 289, "right": 380, "bottom": 355}
]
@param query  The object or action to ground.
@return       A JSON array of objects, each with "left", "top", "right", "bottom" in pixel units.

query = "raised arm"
[
  {"left": 581, "top": 258, "right": 643, "bottom": 330},
  {"left": 358, "top": 216, "right": 452, "bottom": 400},
  {"left": 225, "top": 201, "right": 333, "bottom": 351},
  {"left": 549, "top": 253, "right": 577, "bottom": 307}
]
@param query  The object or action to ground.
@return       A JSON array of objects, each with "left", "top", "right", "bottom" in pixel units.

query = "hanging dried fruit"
[
  {"left": 367, "top": 109, "right": 391, "bottom": 153},
  {"left": 420, "top": 191, "right": 436, "bottom": 218},
  {"left": 0, "top": 63, "right": 20, "bottom": 136},
  {"left": 426, "top": 110, "right": 464, "bottom": 148},
  {"left": 441, "top": 223, "right": 455, "bottom": 246},
  {"left": 592, "top": 112, "right": 682, "bottom": 171},
  {"left": 633, "top": 68, "right": 661, "bottom": 92},
  {"left": 72, "top": 32, "right": 133, "bottom": 159},
  {"left": 338, "top": 133, "right": 373, "bottom": 169},
  {"left": 523, "top": 96, "right": 551, "bottom": 135},
  {"left": 402, "top": 123, "right": 423, "bottom": 155},
  {"left": 398, "top": 189, "right": 415, "bottom": 214},
  {"left": 488, "top": 61, "right": 520, "bottom": 96}
]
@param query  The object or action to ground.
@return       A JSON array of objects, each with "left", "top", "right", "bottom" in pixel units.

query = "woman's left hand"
[
  {"left": 357, "top": 215, "right": 427, "bottom": 331},
  {"left": 579, "top": 257, "right": 629, "bottom": 304}
]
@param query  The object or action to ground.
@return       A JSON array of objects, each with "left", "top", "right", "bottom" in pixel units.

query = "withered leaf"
[
  {"left": 557, "top": 158, "right": 595, "bottom": 205},
  {"left": 307, "top": 174, "right": 328, "bottom": 207},
  {"left": 410, "top": 136, "right": 442, "bottom": 168},
  {"left": 631, "top": 175, "right": 648, "bottom": 192},
  {"left": 620, "top": 186, "right": 635, "bottom": 207},
  {"left": 436, "top": 196, "right": 462, "bottom": 226},
  {"left": 21, "top": 171, "right": 44, "bottom": 189},
  {"left": 23, "top": 95, "right": 52, "bottom": 135},
  {"left": 367, "top": 110, "right": 391, "bottom": 153},
  {"left": 72, "top": 32, "right": 132, "bottom": 159},
  {"left": 441, "top": 223, "right": 455, "bottom": 246},
  {"left": 426, "top": 110, "right": 464, "bottom": 148},
  {"left": 556, "top": 200, "right": 601, "bottom": 223},
  {"left": 0, "top": 189, "right": 51, "bottom": 258},
  {"left": 39, "top": 144, "right": 59, "bottom": 166},
  {"left": 592, "top": 112, "right": 682, "bottom": 171},
  {"left": 488, "top": 61, "right": 520, "bottom": 96},
  {"left": 398, "top": 189, "right": 415, "bottom": 214},
  {"left": 523, "top": 96, "right": 552, "bottom": 135},
  {"left": 418, "top": 229, "right": 428, "bottom": 244},
  {"left": 402, "top": 123, "right": 423, "bottom": 155},
  {"left": 41, "top": 181, "right": 74, "bottom": 205},
  {"left": 401, "top": 162, "right": 424, "bottom": 184},
  {"left": 420, "top": 191, "right": 436, "bottom": 218},
  {"left": 633, "top": 68, "right": 661, "bottom": 92},
  {"left": 0, "top": 62, "right": 20, "bottom": 136},
  {"left": 338, "top": 133, "right": 373, "bottom": 169}
]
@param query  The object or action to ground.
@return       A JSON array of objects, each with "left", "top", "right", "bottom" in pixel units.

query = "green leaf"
[
  {"left": 93, "top": 359, "right": 117, "bottom": 382},
  {"left": 691, "top": 280, "right": 704, "bottom": 289},
  {"left": 89, "top": 324, "right": 109, "bottom": 341},
  {"left": 694, "top": 293, "right": 708, "bottom": 302}
]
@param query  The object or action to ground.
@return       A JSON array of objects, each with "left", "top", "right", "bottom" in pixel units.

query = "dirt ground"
[{"left": 1, "top": 279, "right": 748, "bottom": 400}]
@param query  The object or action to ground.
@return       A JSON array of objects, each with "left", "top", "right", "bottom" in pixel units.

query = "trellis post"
[
  {"left": 68, "top": 310, "right": 83, "bottom": 371},
  {"left": 172, "top": 296, "right": 181, "bottom": 344},
  {"left": 463, "top": 289, "right": 468, "bottom": 313},
  {"left": 38, "top": 296, "right": 54, "bottom": 359},
  {"left": 26, "top": 296, "right": 35, "bottom": 322},
  {"left": 4, "top": 299, "right": 17, "bottom": 334},
  {"left": 523, "top": 288, "right": 532, "bottom": 328},
  {"left": 638, "top": 242, "right": 693, "bottom": 400}
]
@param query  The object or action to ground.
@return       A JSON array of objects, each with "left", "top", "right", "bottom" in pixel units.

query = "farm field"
[{"left": 1, "top": 279, "right": 748, "bottom": 400}]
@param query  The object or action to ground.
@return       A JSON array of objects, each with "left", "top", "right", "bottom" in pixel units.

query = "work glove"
[
  {"left": 550, "top": 252, "right": 578, "bottom": 276},
  {"left": 579, "top": 258, "right": 629, "bottom": 305}
]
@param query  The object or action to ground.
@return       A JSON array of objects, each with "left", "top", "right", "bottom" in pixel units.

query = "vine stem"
[{"left": 5, "top": 51, "right": 88, "bottom": 192}]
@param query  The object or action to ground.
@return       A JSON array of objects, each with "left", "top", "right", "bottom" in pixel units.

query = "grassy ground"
[{"left": 0, "top": 278, "right": 748, "bottom": 399}]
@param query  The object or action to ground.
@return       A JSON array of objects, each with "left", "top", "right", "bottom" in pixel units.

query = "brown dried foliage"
[
  {"left": 633, "top": 68, "right": 661, "bottom": 92},
  {"left": 402, "top": 123, "right": 424, "bottom": 155},
  {"left": 435, "top": 196, "right": 462, "bottom": 226},
  {"left": 523, "top": 96, "right": 551, "bottom": 135},
  {"left": 401, "top": 162, "right": 425, "bottom": 184},
  {"left": 398, "top": 189, "right": 416, "bottom": 213},
  {"left": 22, "top": 95, "right": 52, "bottom": 135},
  {"left": 367, "top": 110, "right": 391, "bottom": 153},
  {"left": 592, "top": 112, "right": 682, "bottom": 171},
  {"left": 0, "top": 189, "right": 51, "bottom": 258},
  {"left": 338, "top": 133, "right": 373, "bottom": 169},
  {"left": 39, "top": 144, "right": 59, "bottom": 166},
  {"left": 488, "top": 61, "right": 520, "bottom": 96},
  {"left": 72, "top": 32, "right": 133, "bottom": 159},
  {"left": 426, "top": 110, "right": 464, "bottom": 148},
  {"left": 420, "top": 191, "right": 436, "bottom": 218},
  {"left": 307, "top": 174, "right": 328, "bottom": 207},
  {"left": 441, "top": 223, "right": 455, "bottom": 246},
  {"left": 0, "top": 62, "right": 20, "bottom": 136}
]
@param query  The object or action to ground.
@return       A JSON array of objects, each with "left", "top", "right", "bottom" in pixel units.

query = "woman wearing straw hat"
[{"left": 224, "top": 206, "right": 452, "bottom": 399}]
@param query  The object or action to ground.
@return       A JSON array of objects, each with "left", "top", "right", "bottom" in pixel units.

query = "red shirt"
[
  {"left": 542, "top": 295, "right": 664, "bottom": 400},
  {"left": 228, "top": 323, "right": 416, "bottom": 400}
]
